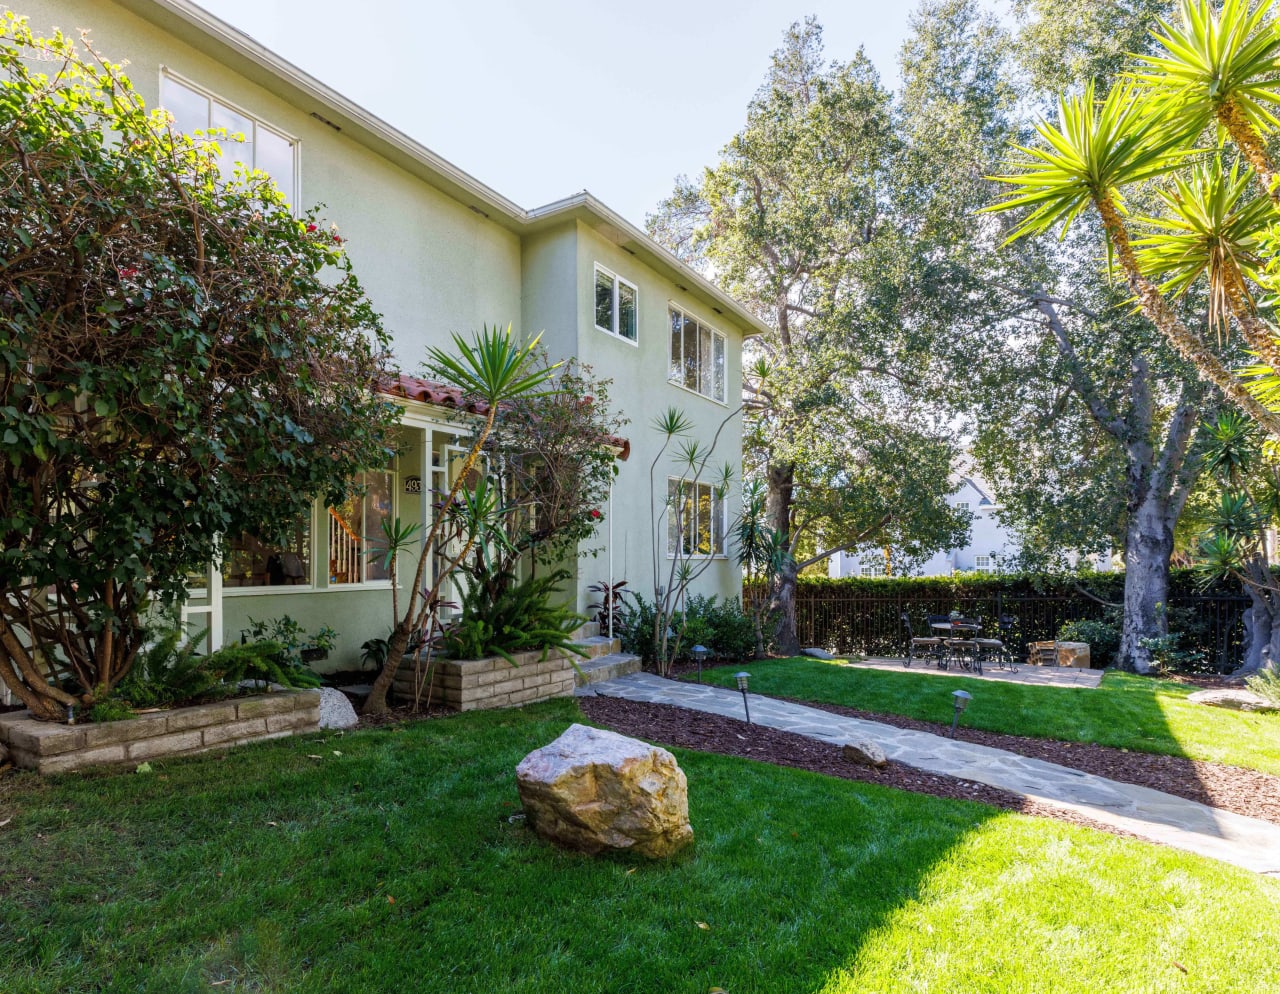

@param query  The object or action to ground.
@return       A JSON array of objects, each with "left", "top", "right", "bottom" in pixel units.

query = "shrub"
[
  {"left": 704, "top": 597, "right": 757, "bottom": 661},
  {"left": 1137, "top": 633, "right": 1206, "bottom": 675},
  {"left": 243, "top": 616, "right": 339, "bottom": 668},
  {"left": 619, "top": 593, "right": 756, "bottom": 664},
  {"left": 1245, "top": 668, "right": 1280, "bottom": 707},
  {"left": 439, "top": 569, "right": 587, "bottom": 666},
  {"left": 1058, "top": 617, "right": 1121, "bottom": 668},
  {"left": 87, "top": 698, "right": 135, "bottom": 723}
]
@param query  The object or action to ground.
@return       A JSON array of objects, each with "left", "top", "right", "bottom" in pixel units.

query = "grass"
[
  {"left": 2, "top": 700, "right": 1279, "bottom": 993},
  {"left": 699, "top": 658, "right": 1280, "bottom": 774}
]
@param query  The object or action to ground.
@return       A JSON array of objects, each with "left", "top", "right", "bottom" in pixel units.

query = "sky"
[{"left": 193, "top": 0, "right": 928, "bottom": 229}]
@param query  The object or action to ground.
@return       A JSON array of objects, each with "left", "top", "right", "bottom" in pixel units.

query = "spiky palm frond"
[
  {"left": 1132, "top": 0, "right": 1280, "bottom": 138},
  {"left": 985, "top": 81, "right": 1187, "bottom": 244},
  {"left": 1132, "top": 158, "right": 1271, "bottom": 330},
  {"left": 1200, "top": 408, "right": 1260, "bottom": 482}
]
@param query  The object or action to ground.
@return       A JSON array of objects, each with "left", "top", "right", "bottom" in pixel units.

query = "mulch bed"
[
  {"left": 780, "top": 696, "right": 1280, "bottom": 827},
  {"left": 578, "top": 695, "right": 1144, "bottom": 841}
]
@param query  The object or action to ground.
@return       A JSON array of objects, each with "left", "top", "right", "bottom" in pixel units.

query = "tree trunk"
[
  {"left": 1116, "top": 496, "right": 1174, "bottom": 674},
  {"left": 766, "top": 461, "right": 801, "bottom": 655},
  {"left": 1236, "top": 555, "right": 1280, "bottom": 679},
  {"left": 363, "top": 621, "right": 411, "bottom": 715},
  {"left": 770, "top": 555, "right": 800, "bottom": 657}
]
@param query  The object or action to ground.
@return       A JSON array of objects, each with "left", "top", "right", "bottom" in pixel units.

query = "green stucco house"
[{"left": 14, "top": 0, "right": 768, "bottom": 672}]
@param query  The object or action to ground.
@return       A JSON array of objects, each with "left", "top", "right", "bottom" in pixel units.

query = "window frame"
[
  {"left": 325, "top": 469, "right": 397, "bottom": 590},
  {"left": 158, "top": 67, "right": 301, "bottom": 209},
  {"left": 593, "top": 263, "right": 639, "bottom": 346},
  {"left": 665, "top": 476, "right": 727, "bottom": 560},
  {"left": 667, "top": 304, "right": 728, "bottom": 405},
  {"left": 222, "top": 504, "right": 317, "bottom": 597},
  {"left": 974, "top": 555, "right": 993, "bottom": 573}
]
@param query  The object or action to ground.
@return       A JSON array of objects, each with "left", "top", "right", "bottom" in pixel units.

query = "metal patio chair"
[{"left": 902, "top": 612, "right": 946, "bottom": 668}]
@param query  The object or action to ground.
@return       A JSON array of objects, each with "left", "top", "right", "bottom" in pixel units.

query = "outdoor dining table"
[{"left": 930, "top": 621, "right": 982, "bottom": 672}]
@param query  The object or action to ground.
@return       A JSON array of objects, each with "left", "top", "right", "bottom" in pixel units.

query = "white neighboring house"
[{"left": 827, "top": 475, "right": 1113, "bottom": 578}]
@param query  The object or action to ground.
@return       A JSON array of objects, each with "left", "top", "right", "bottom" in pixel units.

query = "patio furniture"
[
  {"left": 901, "top": 612, "right": 946, "bottom": 668},
  {"left": 974, "top": 614, "right": 1018, "bottom": 672},
  {"left": 942, "top": 617, "right": 983, "bottom": 675}
]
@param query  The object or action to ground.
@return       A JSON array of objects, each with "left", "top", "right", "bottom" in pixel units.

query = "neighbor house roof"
[
  {"left": 112, "top": 0, "right": 773, "bottom": 341},
  {"left": 382, "top": 374, "right": 631, "bottom": 461}
]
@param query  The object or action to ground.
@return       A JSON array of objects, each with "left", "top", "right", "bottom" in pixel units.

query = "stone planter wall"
[
  {"left": 393, "top": 649, "right": 575, "bottom": 711},
  {"left": 0, "top": 690, "right": 321, "bottom": 774}
]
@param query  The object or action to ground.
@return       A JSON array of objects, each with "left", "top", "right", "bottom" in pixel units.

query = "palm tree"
[
  {"left": 986, "top": 81, "right": 1280, "bottom": 435},
  {"left": 1134, "top": 0, "right": 1280, "bottom": 206}
]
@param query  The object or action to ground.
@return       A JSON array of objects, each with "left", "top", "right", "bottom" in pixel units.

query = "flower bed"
[{"left": 0, "top": 690, "right": 321, "bottom": 773}]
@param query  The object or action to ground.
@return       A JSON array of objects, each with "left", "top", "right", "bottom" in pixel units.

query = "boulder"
[
  {"left": 1186, "top": 688, "right": 1277, "bottom": 713},
  {"left": 515, "top": 724, "right": 693, "bottom": 858},
  {"left": 842, "top": 739, "right": 887, "bottom": 768},
  {"left": 803, "top": 647, "right": 837, "bottom": 660},
  {"left": 318, "top": 687, "right": 359, "bottom": 729}
]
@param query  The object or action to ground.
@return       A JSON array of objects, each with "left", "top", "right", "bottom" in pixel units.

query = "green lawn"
[
  {"left": 2, "top": 700, "right": 1278, "bottom": 993},
  {"left": 699, "top": 658, "right": 1280, "bottom": 774}
]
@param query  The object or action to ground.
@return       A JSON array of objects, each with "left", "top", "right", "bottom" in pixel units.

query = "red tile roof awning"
[{"left": 380, "top": 374, "right": 630, "bottom": 461}]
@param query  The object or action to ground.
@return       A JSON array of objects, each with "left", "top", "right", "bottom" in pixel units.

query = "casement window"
[
  {"left": 666, "top": 478, "right": 725, "bottom": 558},
  {"left": 594, "top": 265, "right": 638, "bottom": 342},
  {"left": 955, "top": 501, "right": 970, "bottom": 512},
  {"left": 328, "top": 470, "right": 395, "bottom": 585},
  {"left": 668, "top": 306, "right": 726, "bottom": 403},
  {"left": 975, "top": 555, "right": 993, "bottom": 572},
  {"left": 159, "top": 72, "right": 298, "bottom": 204},
  {"left": 221, "top": 515, "right": 312, "bottom": 589}
]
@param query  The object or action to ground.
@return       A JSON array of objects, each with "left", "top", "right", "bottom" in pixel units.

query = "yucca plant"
[
  {"left": 1133, "top": 0, "right": 1280, "bottom": 204},
  {"left": 438, "top": 568, "right": 587, "bottom": 667},
  {"left": 985, "top": 80, "right": 1280, "bottom": 435}
]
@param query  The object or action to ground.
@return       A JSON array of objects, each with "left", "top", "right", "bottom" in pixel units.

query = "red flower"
[
  {"left": 306, "top": 223, "right": 317, "bottom": 233},
  {"left": 332, "top": 233, "right": 343, "bottom": 244},
  {"left": 590, "top": 509, "right": 602, "bottom": 520},
  {"left": 118, "top": 266, "right": 139, "bottom": 279}
]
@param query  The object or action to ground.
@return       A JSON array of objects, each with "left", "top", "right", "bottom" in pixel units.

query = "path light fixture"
[
  {"left": 950, "top": 689, "right": 971, "bottom": 738},
  {"left": 735, "top": 671, "right": 752, "bottom": 724},
  {"left": 691, "top": 645, "right": 710, "bottom": 683}
]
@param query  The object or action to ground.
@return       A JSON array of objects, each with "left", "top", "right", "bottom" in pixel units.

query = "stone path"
[
  {"left": 586, "top": 672, "right": 1280, "bottom": 876},
  {"left": 854, "top": 656, "right": 1103, "bottom": 688}
]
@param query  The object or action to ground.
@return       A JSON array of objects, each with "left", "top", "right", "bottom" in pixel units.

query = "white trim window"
[
  {"left": 666, "top": 478, "right": 725, "bottom": 558},
  {"left": 955, "top": 501, "right": 970, "bottom": 512},
  {"left": 668, "top": 306, "right": 727, "bottom": 403},
  {"left": 221, "top": 512, "right": 313, "bottom": 590},
  {"left": 594, "top": 265, "right": 638, "bottom": 342},
  {"left": 160, "top": 71, "right": 299, "bottom": 205},
  {"left": 975, "top": 555, "right": 993, "bottom": 573},
  {"left": 327, "top": 470, "right": 395, "bottom": 585}
]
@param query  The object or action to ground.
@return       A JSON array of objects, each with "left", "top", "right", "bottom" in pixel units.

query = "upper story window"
[
  {"left": 594, "top": 265, "right": 638, "bottom": 342},
  {"left": 955, "top": 501, "right": 970, "bottom": 512},
  {"left": 160, "top": 72, "right": 298, "bottom": 205},
  {"left": 975, "top": 555, "right": 993, "bottom": 572},
  {"left": 666, "top": 477, "right": 725, "bottom": 558},
  {"left": 668, "top": 306, "right": 726, "bottom": 403}
]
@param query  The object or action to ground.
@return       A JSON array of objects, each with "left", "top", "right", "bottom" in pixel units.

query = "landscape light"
[
  {"left": 950, "top": 689, "right": 972, "bottom": 738},
  {"left": 735, "top": 671, "right": 752, "bottom": 724},
  {"left": 691, "top": 645, "right": 710, "bottom": 683}
]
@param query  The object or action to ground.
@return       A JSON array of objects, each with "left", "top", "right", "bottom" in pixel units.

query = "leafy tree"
[
  {"left": 896, "top": 0, "right": 1213, "bottom": 672},
  {"left": 648, "top": 18, "right": 965, "bottom": 654},
  {"left": 0, "top": 19, "right": 397, "bottom": 720}
]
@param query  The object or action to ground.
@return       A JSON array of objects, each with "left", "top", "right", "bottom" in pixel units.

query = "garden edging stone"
[{"left": 0, "top": 689, "right": 321, "bottom": 773}]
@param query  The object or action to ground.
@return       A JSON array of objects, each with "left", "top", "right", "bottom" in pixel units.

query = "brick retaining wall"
[
  {"left": 0, "top": 690, "right": 321, "bottom": 773},
  {"left": 393, "top": 650, "right": 575, "bottom": 711}
]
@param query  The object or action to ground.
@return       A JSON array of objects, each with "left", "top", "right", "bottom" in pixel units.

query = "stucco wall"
[{"left": 571, "top": 223, "right": 745, "bottom": 612}]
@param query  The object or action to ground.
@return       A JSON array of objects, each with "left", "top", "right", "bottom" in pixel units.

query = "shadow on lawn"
[{"left": 0, "top": 699, "right": 1018, "bottom": 993}]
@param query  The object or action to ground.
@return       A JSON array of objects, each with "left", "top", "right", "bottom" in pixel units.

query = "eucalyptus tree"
[{"left": 648, "top": 18, "right": 965, "bottom": 654}]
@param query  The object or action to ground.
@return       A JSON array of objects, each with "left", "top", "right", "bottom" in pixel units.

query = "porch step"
[
  {"left": 573, "top": 651, "right": 642, "bottom": 691},
  {"left": 569, "top": 635, "right": 622, "bottom": 660}
]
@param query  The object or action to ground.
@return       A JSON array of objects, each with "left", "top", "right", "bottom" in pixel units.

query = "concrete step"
[
  {"left": 573, "top": 651, "right": 642, "bottom": 690},
  {"left": 568, "top": 635, "right": 622, "bottom": 660}
]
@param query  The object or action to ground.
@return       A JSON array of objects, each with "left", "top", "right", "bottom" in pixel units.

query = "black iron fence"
[{"left": 751, "top": 577, "right": 1251, "bottom": 672}]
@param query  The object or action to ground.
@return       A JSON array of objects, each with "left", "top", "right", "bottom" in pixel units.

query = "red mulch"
[
  {"left": 781, "top": 697, "right": 1280, "bottom": 827},
  {"left": 577, "top": 695, "right": 1145, "bottom": 841}
]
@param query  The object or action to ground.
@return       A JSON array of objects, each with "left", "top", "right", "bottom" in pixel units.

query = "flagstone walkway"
[{"left": 583, "top": 672, "right": 1280, "bottom": 876}]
